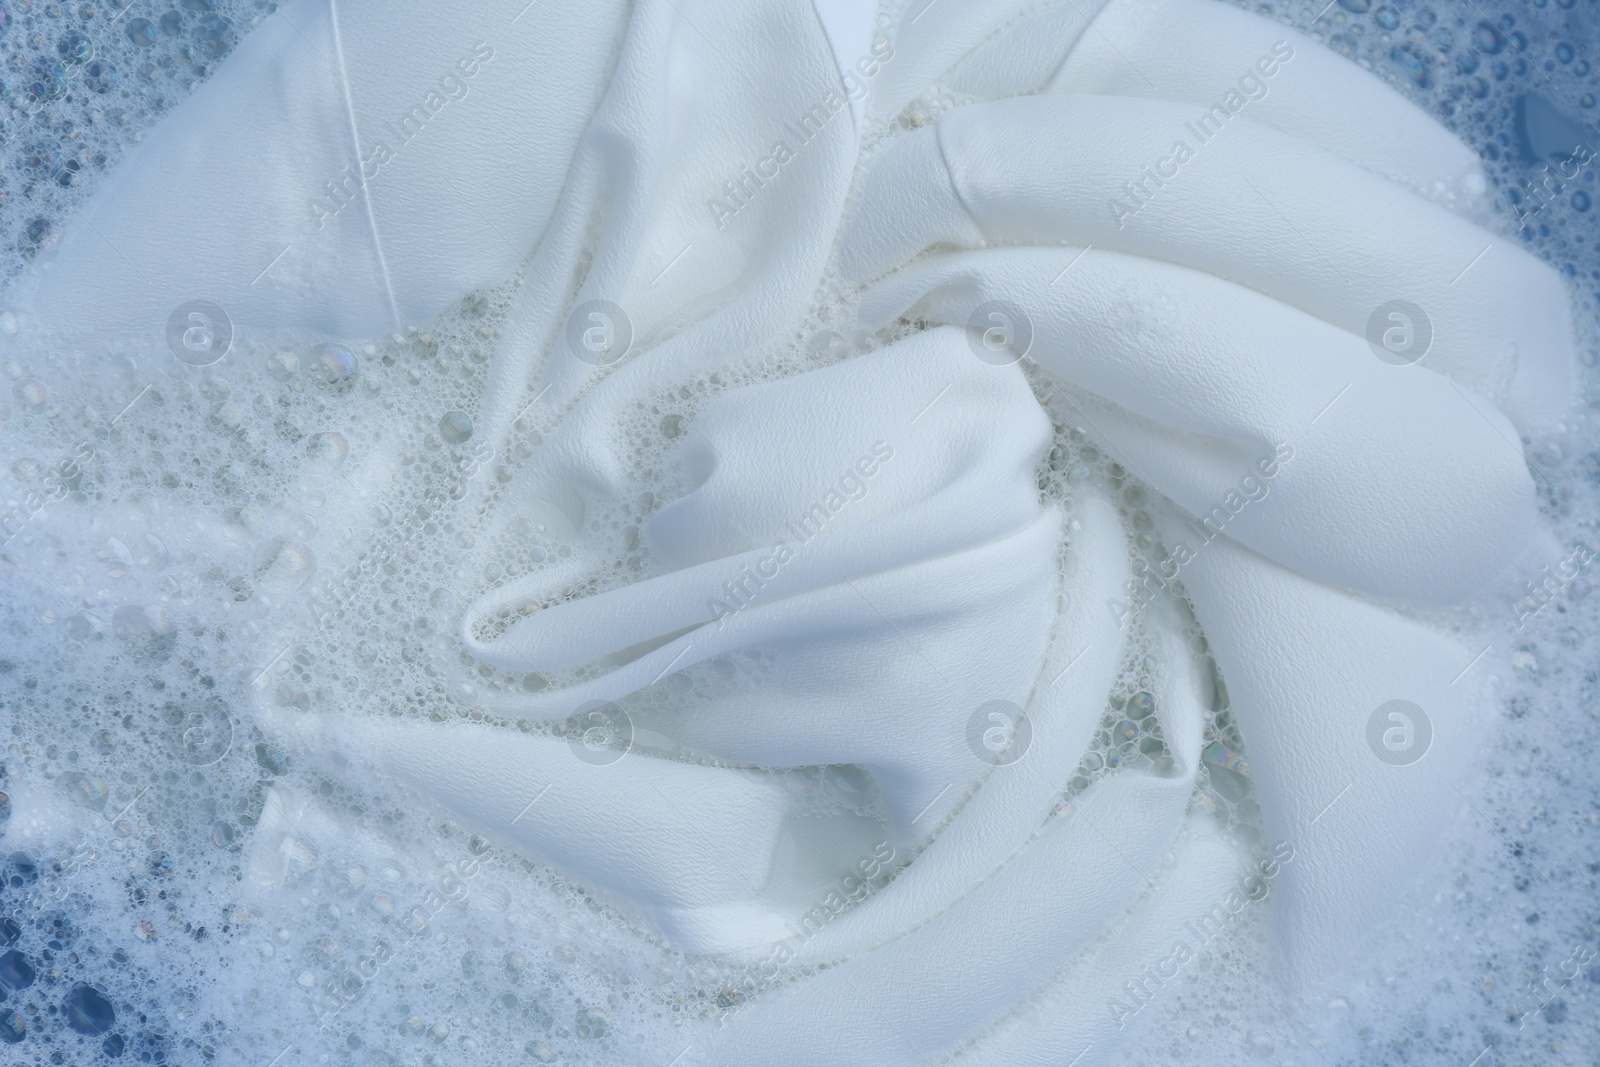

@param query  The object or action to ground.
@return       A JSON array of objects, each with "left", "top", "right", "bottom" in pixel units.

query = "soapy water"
[
  {"left": 0, "top": 0, "right": 259, "bottom": 275},
  {"left": 0, "top": 0, "right": 1596, "bottom": 1065}
]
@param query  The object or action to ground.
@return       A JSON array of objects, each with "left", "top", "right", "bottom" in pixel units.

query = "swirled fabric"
[{"left": 0, "top": 0, "right": 1575, "bottom": 1064}]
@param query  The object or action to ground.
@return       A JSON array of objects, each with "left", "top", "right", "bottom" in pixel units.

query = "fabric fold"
[
  {"left": 5, "top": 0, "right": 630, "bottom": 353},
  {"left": 0, "top": 0, "right": 1576, "bottom": 1062},
  {"left": 840, "top": 93, "right": 1574, "bottom": 428},
  {"left": 855, "top": 247, "right": 1541, "bottom": 605}
]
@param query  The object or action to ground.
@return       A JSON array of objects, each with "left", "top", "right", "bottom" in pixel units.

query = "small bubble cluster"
[
  {"left": 0, "top": 2, "right": 1596, "bottom": 1066},
  {"left": 0, "top": 0, "right": 266, "bottom": 271}
]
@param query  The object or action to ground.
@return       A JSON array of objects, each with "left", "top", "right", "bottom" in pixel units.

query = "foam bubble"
[{"left": 0, "top": 2, "right": 1595, "bottom": 1065}]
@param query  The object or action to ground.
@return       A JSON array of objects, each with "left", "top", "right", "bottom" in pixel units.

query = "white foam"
[{"left": 0, "top": 0, "right": 1594, "bottom": 1064}]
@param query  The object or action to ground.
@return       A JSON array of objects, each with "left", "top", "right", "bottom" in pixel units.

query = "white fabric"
[
  {"left": 703, "top": 616, "right": 1207, "bottom": 1064},
  {"left": 841, "top": 92, "right": 1573, "bottom": 430},
  {"left": 959, "top": 826, "right": 1255, "bottom": 1066},
  {"left": 811, "top": 0, "right": 880, "bottom": 131},
  {"left": 1049, "top": 0, "right": 1486, "bottom": 197},
  {"left": 1175, "top": 532, "right": 1492, "bottom": 993},
  {"left": 322, "top": 713, "right": 882, "bottom": 954},
  {"left": 856, "top": 248, "right": 1542, "bottom": 605},
  {"left": 769, "top": 492, "right": 1131, "bottom": 967},
  {"left": 465, "top": 330, "right": 1062, "bottom": 862},
  {"left": 868, "top": 0, "right": 1107, "bottom": 122},
  {"left": 0, "top": 0, "right": 1576, "bottom": 1063},
  {"left": 6, "top": 0, "right": 630, "bottom": 350}
]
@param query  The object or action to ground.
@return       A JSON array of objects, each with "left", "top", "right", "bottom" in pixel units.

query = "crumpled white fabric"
[{"left": 0, "top": 0, "right": 1576, "bottom": 1063}]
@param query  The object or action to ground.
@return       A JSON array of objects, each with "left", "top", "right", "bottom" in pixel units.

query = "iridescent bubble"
[
  {"left": 1114, "top": 718, "right": 1140, "bottom": 743},
  {"left": 823, "top": 764, "right": 879, "bottom": 810},
  {"left": 111, "top": 604, "right": 175, "bottom": 656},
  {"left": 0, "top": 1011, "right": 21, "bottom": 1045},
  {"left": 809, "top": 329, "right": 847, "bottom": 357},
  {"left": 214, "top": 400, "right": 244, "bottom": 428},
  {"left": 212, "top": 821, "right": 241, "bottom": 851},
  {"left": 267, "top": 538, "right": 313, "bottom": 573},
  {"left": 195, "top": 13, "right": 238, "bottom": 59},
  {"left": 1202, "top": 739, "right": 1251, "bottom": 777},
  {"left": 23, "top": 60, "right": 67, "bottom": 104},
  {"left": 255, "top": 743, "right": 288, "bottom": 776},
  {"left": 56, "top": 31, "right": 93, "bottom": 65},
  {"left": 0, "top": 948, "right": 35, "bottom": 990},
  {"left": 62, "top": 983, "right": 115, "bottom": 1036},
  {"left": 266, "top": 349, "right": 298, "bottom": 378},
  {"left": 274, "top": 678, "right": 309, "bottom": 709},
  {"left": 83, "top": 59, "right": 117, "bottom": 94},
  {"left": 96, "top": 537, "right": 133, "bottom": 577},
  {"left": 136, "top": 533, "right": 169, "bottom": 569},
  {"left": 1473, "top": 20, "right": 1505, "bottom": 53},
  {"left": 57, "top": 771, "right": 108, "bottom": 810},
  {"left": 439, "top": 410, "right": 473, "bottom": 444},
  {"left": 1390, "top": 46, "right": 1429, "bottom": 87},
  {"left": 307, "top": 431, "right": 349, "bottom": 464},
  {"left": 13, "top": 380, "right": 45, "bottom": 410},
  {"left": 574, "top": 1007, "right": 610, "bottom": 1039},
  {"left": 24, "top": 217, "right": 57, "bottom": 255},
  {"left": 1129, "top": 690, "right": 1155, "bottom": 718},
  {"left": 311, "top": 342, "right": 358, "bottom": 387},
  {"left": 22, "top": 141, "right": 62, "bottom": 182}
]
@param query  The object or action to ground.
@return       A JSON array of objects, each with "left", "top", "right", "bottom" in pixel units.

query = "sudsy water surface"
[{"left": 0, "top": 1, "right": 1597, "bottom": 1065}]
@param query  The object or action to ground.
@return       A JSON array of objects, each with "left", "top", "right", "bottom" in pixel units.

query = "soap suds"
[{"left": 0, "top": 0, "right": 1595, "bottom": 1064}]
